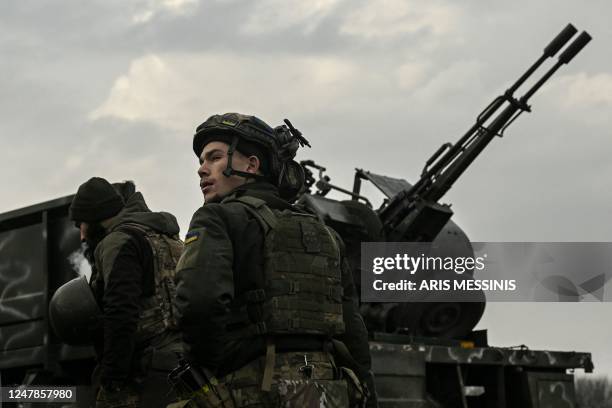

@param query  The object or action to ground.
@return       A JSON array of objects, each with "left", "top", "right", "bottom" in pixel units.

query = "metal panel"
[
  {"left": 0, "top": 345, "right": 46, "bottom": 369},
  {"left": 371, "top": 342, "right": 432, "bottom": 407},
  {"left": 0, "top": 194, "right": 85, "bottom": 375},
  {"left": 0, "top": 223, "right": 45, "bottom": 327},
  {"left": 0, "top": 320, "right": 46, "bottom": 352},
  {"left": 522, "top": 371, "right": 577, "bottom": 408},
  {"left": 356, "top": 170, "right": 413, "bottom": 199}
]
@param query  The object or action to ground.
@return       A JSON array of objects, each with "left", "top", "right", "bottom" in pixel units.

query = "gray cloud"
[{"left": 1, "top": 0, "right": 610, "bottom": 377}]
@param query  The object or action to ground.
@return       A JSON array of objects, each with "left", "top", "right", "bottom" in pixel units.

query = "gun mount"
[
  {"left": 0, "top": 23, "right": 594, "bottom": 408},
  {"left": 294, "top": 23, "right": 593, "bottom": 407}
]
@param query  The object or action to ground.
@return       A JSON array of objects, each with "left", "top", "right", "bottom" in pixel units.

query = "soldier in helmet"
[
  {"left": 66, "top": 178, "right": 184, "bottom": 407},
  {"left": 173, "top": 113, "right": 378, "bottom": 407}
]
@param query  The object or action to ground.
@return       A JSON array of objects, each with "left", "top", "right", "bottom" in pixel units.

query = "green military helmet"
[
  {"left": 193, "top": 113, "right": 310, "bottom": 200},
  {"left": 49, "top": 276, "right": 100, "bottom": 345}
]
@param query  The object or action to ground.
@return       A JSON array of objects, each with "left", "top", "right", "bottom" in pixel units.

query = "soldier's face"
[
  {"left": 78, "top": 222, "right": 107, "bottom": 265},
  {"left": 197, "top": 141, "right": 255, "bottom": 203},
  {"left": 79, "top": 223, "right": 89, "bottom": 242}
]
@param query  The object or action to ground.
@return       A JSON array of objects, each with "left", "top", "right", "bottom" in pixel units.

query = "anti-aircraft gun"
[
  {"left": 0, "top": 23, "right": 595, "bottom": 408},
  {"left": 296, "top": 24, "right": 594, "bottom": 407}
]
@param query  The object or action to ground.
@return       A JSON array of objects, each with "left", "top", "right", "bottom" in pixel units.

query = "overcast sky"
[{"left": 1, "top": 0, "right": 611, "bottom": 377}]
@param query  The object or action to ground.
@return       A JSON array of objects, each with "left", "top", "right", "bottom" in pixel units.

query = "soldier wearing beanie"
[
  {"left": 68, "top": 177, "right": 184, "bottom": 408},
  {"left": 70, "top": 177, "right": 125, "bottom": 224}
]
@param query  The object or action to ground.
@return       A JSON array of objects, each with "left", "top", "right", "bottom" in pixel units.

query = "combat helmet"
[
  {"left": 193, "top": 113, "right": 310, "bottom": 200},
  {"left": 49, "top": 276, "right": 100, "bottom": 345}
]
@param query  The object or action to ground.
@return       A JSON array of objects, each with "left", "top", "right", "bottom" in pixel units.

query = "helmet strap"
[
  {"left": 222, "top": 135, "right": 267, "bottom": 181},
  {"left": 222, "top": 136, "right": 239, "bottom": 177}
]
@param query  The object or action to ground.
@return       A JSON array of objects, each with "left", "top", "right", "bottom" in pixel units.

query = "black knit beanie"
[{"left": 69, "top": 177, "right": 124, "bottom": 223}]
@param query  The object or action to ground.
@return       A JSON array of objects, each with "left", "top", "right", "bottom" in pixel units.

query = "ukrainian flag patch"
[{"left": 185, "top": 230, "right": 200, "bottom": 245}]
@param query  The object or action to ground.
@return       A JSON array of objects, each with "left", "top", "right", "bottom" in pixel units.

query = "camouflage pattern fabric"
[
  {"left": 223, "top": 196, "right": 345, "bottom": 338},
  {"left": 118, "top": 222, "right": 184, "bottom": 342},
  {"left": 96, "top": 384, "right": 140, "bottom": 408},
  {"left": 172, "top": 351, "right": 362, "bottom": 407}
]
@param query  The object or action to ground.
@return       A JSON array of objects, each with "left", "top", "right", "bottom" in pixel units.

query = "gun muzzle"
[
  {"left": 544, "top": 23, "right": 577, "bottom": 57},
  {"left": 558, "top": 31, "right": 592, "bottom": 64}
]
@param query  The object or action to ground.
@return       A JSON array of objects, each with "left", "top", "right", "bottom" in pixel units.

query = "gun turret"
[
  {"left": 301, "top": 160, "right": 372, "bottom": 207},
  {"left": 379, "top": 23, "right": 591, "bottom": 241}
]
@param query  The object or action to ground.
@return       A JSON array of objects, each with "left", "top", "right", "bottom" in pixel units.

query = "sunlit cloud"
[
  {"left": 541, "top": 72, "right": 612, "bottom": 125},
  {"left": 90, "top": 52, "right": 361, "bottom": 131},
  {"left": 340, "top": 0, "right": 462, "bottom": 40},
  {"left": 131, "top": 0, "right": 198, "bottom": 24},
  {"left": 242, "top": 0, "right": 342, "bottom": 35},
  {"left": 395, "top": 61, "right": 429, "bottom": 90}
]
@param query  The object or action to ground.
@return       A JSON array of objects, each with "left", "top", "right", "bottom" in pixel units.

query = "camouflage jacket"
[{"left": 90, "top": 187, "right": 183, "bottom": 388}]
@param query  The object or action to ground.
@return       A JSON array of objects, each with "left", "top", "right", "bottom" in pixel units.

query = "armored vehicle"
[
  {"left": 0, "top": 182, "right": 594, "bottom": 408},
  {"left": 296, "top": 163, "right": 593, "bottom": 408},
  {"left": 0, "top": 22, "right": 594, "bottom": 408},
  {"left": 293, "top": 23, "right": 594, "bottom": 407}
]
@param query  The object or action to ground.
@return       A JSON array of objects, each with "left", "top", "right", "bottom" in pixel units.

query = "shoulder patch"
[{"left": 185, "top": 230, "right": 201, "bottom": 244}]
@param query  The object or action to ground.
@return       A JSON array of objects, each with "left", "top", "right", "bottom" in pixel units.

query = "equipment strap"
[
  {"left": 224, "top": 196, "right": 279, "bottom": 232},
  {"left": 261, "top": 338, "right": 275, "bottom": 392},
  {"left": 270, "top": 316, "right": 345, "bottom": 334},
  {"left": 271, "top": 297, "right": 342, "bottom": 314},
  {"left": 267, "top": 279, "right": 343, "bottom": 301}
]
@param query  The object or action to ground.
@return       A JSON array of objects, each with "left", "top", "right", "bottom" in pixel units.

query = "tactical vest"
[
  {"left": 225, "top": 196, "right": 345, "bottom": 338},
  {"left": 114, "top": 223, "right": 184, "bottom": 343}
]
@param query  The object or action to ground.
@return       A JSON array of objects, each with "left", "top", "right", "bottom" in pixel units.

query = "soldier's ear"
[{"left": 246, "top": 155, "right": 261, "bottom": 175}]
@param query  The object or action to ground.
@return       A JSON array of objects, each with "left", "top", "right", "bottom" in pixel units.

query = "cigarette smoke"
[{"left": 67, "top": 243, "right": 92, "bottom": 282}]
